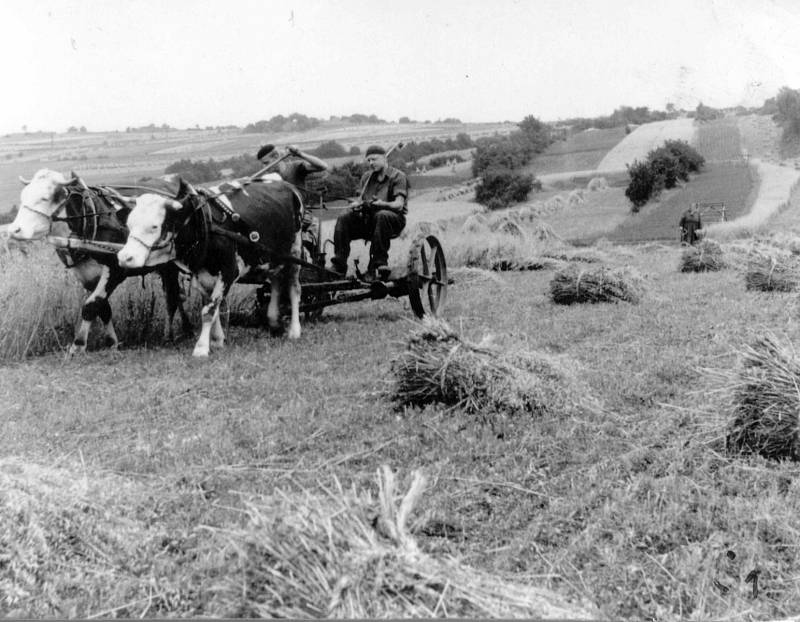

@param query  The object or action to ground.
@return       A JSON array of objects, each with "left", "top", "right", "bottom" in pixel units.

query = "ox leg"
[
  {"left": 70, "top": 265, "right": 113, "bottom": 356},
  {"left": 193, "top": 275, "right": 226, "bottom": 358},
  {"left": 161, "top": 267, "right": 193, "bottom": 342},
  {"left": 266, "top": 277, "right": 283, "bottom": 337},
  {"left": 287, "top": 263, "right": 301, "bottom": 340}
]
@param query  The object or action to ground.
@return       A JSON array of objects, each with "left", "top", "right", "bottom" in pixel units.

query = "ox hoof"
[
  {"left": 210, "top": 338, "right": 225, "bottom": 349},
  {"left": 268, "top": 324, "right": 285, "bottom": 338},
  {"left": 68, "top": 343, "right": 87, "bottom": 357},
  {"left": 192, "top": 349, "right": 210, "bottom": 358},
  {"left": 104, "top": 337, "right": 119, "bottom": 350},
  {"left": 288, "top": 326, "right": 301, "bottom": 340}
]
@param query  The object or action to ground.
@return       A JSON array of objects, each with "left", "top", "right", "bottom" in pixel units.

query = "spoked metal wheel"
[{"left": 406, "top": 234, "right": 447, "bottom": 318}]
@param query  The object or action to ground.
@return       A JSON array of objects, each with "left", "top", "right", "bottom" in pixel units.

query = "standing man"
[
  {"left": 679, "top": 204, "right": 702, "bottom": 245},
  {"left": 330, "top": 145, "right": 408, "bottom": 281}
]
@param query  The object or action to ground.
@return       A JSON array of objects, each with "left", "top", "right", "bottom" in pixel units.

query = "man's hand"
[{"left": 288, "top": 145, "right": 300, "bottom": 156}]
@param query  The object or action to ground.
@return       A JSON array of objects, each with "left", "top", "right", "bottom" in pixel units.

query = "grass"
[
  {"left": 8, "top": 116, "right": 800, "bottom": 619},
  {"left": 694, "top": 118, "right": 743, "bottom": 161},
  {"left": 6, "top": 239, "right": 800, "bottom": 619},
  {"left": 525, "top": 127, "right": 627, "bottom": 176},
  {"left": 601, "top": 161, "right": 757, "bottom": 243}
]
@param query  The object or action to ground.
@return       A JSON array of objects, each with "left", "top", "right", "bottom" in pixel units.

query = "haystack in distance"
[{"left": 549, "top": 265, "right": 643, "bottom": 304}]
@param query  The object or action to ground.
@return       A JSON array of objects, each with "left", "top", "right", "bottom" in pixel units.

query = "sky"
[{"left": 3, "top": 0, "right": 800, "bottom": 134}]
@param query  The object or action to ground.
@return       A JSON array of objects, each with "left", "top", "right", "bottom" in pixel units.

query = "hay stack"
[
  {"left": 205, "top": 466, "right": 598, "bottom": 619},
  {"left": 745, "top": 254, "right": 800, "bottom": 292},
  {"left": 392, "top": 317, "right": 593, "bottom": 418},
  {"left": 567, "top": 189, "right": 585, "bottom": 205},
  {"left": 680, "top": 240, "right": 725, "bottom": 272},
  {"left": 531, "top": 221, "right": 562, "bottom": 242},
  {"left": 726, "top": 334, "right": 800, "bottom": 461},
  {"left": 587, "top": 176, "right": 609, "bottom": 191},
  {"left": 490, "top": 217, "right": 526, "bottom": 238},
  {"left": 460, "top": 213, "right": 489, "bottom": 234},
  {"left": 549, "top": 265, "right": 643, "bottom": 304},
  {"left": 517, "top": 205, "right": 535, "bottom": 221}
]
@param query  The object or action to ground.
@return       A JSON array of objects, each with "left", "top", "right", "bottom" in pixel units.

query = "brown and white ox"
[
  {"left": 10, "top": 169, "right": 192, "bottom": 354},
  {"left": 117, "top": 176, "right": 302, "bottom": 357}
]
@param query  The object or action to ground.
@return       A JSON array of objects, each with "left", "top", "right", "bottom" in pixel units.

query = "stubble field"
[{"left": 5, "top": 115, "right": 800, "bottom": 619}]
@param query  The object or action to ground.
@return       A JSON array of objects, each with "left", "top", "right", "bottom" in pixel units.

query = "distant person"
[
  {"left": 330, "top": 145, "right": 408, "bottom": 281},
  {"left": 679, "top": 204, "right": 702, "bottom": 245}
]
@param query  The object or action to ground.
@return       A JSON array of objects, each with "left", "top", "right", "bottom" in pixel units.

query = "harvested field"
[
  {"left": 526, "top": 127, "right": 626, "bottom": 175},
  {"left": 605, "top": 161, "right": 756, "bottom": 243},
  {"left": 596, "top": 119, "right": 696, "bottom": 172},
  {"left": 707, "top": 160, "right": 800, "bottom": 239},
  {"left": 693, "top": 117, "right": 743, "bottom": 161}
]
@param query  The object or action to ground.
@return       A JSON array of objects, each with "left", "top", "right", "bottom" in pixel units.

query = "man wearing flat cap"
[{"left": 330, "top": 145, "right": 408, "bottom": 281}]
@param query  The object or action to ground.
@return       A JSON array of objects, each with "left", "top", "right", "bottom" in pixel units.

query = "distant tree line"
[
  {"left": 625, "top": 140, "right": 705, "bottom": 210},
  {"left": 560, "top": 106, "right": 673, "bottom": 131},
  {"left": 471, "top": 115, "right": 550, "bottom": 209},
  {"left": 162, "top": 154, "right": 262, "bottom": 184}
]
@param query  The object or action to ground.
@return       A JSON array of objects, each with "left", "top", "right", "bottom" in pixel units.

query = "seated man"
[{"left": 330, "top": 145, "right": 408, "bottom": 281}]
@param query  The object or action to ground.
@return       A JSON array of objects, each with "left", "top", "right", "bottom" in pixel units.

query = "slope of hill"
[{"left": 596, "top": 119, "right": 696, "bottom": 172}]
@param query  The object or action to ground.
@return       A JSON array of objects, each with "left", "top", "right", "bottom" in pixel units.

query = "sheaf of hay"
[
  {"left": 0, "top": 457, "right": 599, "bottom": 619},
  {"left": 724, "top": 333, "right": 800, "bottom": 461},
  {"left": 679, "top": 240, "right": 725, "bottom": 273},
  {"left": 460, "top": 213, "right": 490, "bottom": 234},
  {"left": 586, "top": 176, "right": 609, "bottom": 191},
  {"left": 549, "top": 265, "right": 644, "bottom": 305},
  {"left": 744, "top": 254, "right": 800, "bottom": 292},
  {"left": 392, "top": 317, "right": 598, "bottom": 421}
]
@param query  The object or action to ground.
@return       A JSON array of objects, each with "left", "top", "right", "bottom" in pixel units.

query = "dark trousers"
[{"left": 333, "top": 209, "right": 406, "bottom": 271}]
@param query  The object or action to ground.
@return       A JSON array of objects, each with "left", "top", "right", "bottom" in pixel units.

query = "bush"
[
  {"left": 662, "top": 139, "right": 704, "bottom": 174},
  {"left": 647, "top": 147, "right": 682, "bottom": 189},
  {"left": 624, "top": 160, "right": 656, "bottom": 210},
  {"left": 475, "top": 168, "right": 538, "bottom": 209},
  {"left": 349, "top": 145, "right": 361, "bottom": 156},
  {"left": 311, "top": 140, "right": 348, "bottom": 158}
]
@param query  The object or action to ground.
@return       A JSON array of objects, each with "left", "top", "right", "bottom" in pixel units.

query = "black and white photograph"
[{"left": 3, "top": 0, "right": 800, "bottom": 619}]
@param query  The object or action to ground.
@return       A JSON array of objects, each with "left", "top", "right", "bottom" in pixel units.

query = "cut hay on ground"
[
  {"left": 0, "top": 457, "right": 598, "bottom": 619},
  {"left": 491, "top": 257, "right": 562, "bottom": 272},
  {"left": 549, "top": 265, "right": 643, "bottom": 305},
  {"left": 725, "top": 334, "right": 800, "bottom": 461},
  {"left": 205, "top": 466, "right": 598, "bottom": 619},
  {"left": 680, "top": 240, "right": 726, "bottom": 273},
  {"left": 745, "top": 254, "right": 800, "bottom": 292},
  {"left": 392, "top": 317, "right": 595, "bottom": 420},
  {"left": 531, "top": 221, "right": 563, "bottom": 242}
]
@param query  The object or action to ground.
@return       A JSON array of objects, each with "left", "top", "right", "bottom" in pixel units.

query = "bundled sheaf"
[
  {"left": 680, "top": 240, "right": 725, "bottom": 272},
  {"left": 203, "top": 466, "right": 597, "bottom": 619},
  {"left": 725, "top": 333, "right": 800, "bottom": 461},
  {"left": 549, "top": 265, "right": 643, "bottom": 305},
  {"left": 392, "top": 317, "right": 592, "bottom": 419},
  {"left": 1, "top": 458, "right": 598, "bottom": 619},
  {"left": 744, "top": 254, "right": 800, "bottom": 292}
]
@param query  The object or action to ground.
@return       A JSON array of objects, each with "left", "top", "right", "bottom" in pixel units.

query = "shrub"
[
  {"left": 349, "top": 145, "right": 361, "bottom": 155},
  {"left": 475, "top": 168, "right": 538, "bottom": 209},
  {"left": 310, "top": 140, "right": 348, "bottom": 158},
  {"left": 647, "top": 147, "right": 682, "bottom": 189},
  {"left": 662, "top": 139, "right": 705, "bottom": 174},
  {"left": 624, "top": 160, "right": 656, "bottom": 210}
]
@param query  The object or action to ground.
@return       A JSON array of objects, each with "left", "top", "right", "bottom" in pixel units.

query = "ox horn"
[
  {"left": 166, "top": 199, "right": 183, "bottom": 211},
  {"left": 19, "top": 175, "right": 32, "bottom": 185}
]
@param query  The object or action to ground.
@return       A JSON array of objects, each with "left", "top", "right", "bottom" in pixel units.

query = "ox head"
[
  {"left": 117, "top": 179, "right": 194, "bottom": 268},
  {"left": 10, "top": 169, "right": 80, "bottom": 240}
]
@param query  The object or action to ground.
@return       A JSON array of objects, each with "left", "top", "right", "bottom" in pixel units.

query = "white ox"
[
  {"left": 10, "top": 169, "right": 192, "bottom": 354},
  {"left": 117, "top": 177, "right": 302, "bottom": 357}
]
